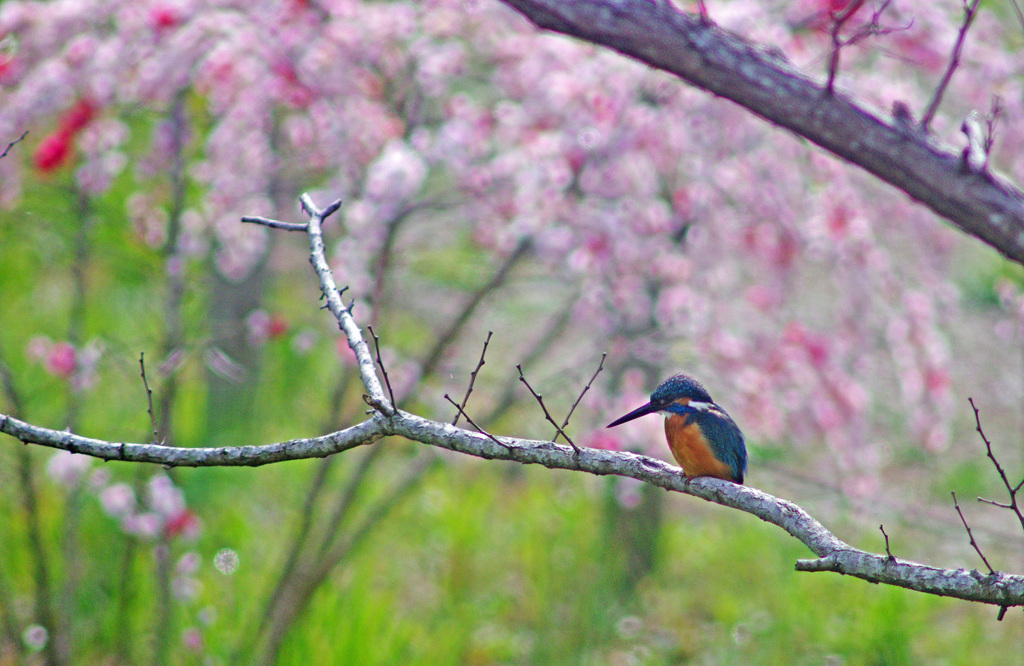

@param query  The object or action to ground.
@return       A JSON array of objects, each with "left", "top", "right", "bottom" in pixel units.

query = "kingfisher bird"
[{"left": 607, "top": 373, "right": 747, "bottom": 484}]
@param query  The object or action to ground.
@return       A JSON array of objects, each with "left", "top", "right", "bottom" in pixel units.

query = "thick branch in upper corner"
[{"left": 497, "top": 0, "right": 1024, "bottom": 266}]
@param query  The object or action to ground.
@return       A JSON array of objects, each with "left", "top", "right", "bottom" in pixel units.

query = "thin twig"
[
  {"left": 452, "top": 332, "right": 493, "bottom": 426},
  {"left": 443, "top": 394, "right": 511, "bottom": 449},
  {"left": 826, "top": 0, "right": 867, "bottom": 92},
  {"left": 695, "top": 0, "right": 708, "bottom": 22},
  {"left": 0, "top": 130, "right": 27, "bottom": 159},
  {"left": 921, "top": 0, "right": 983, "bottom": 130},
  {"left": 558, "top": 352, "right": 606, "bottom": 434},
  {"left": 139, "top": 353, "right": 159, "bottom": 443},
  {"left": 982, "top": 96, "right": 1002, "bottom": 173},
  {"left": 365, "top": 326, "right": 396, "bottom": 414},
  {"left": 970, "top": 396, "right": 1011, "bottom": 485},
  {"left": 978, "top": 496, "right": 1013, "bottom": 509},
  {"left": 516, "top": 364, "right": 579, "bottom": 452},
  {"left": 241, "top": 215, "right": 309, "bottom": 232},
  {"left": 826, "top": 0, "right": 906, "bottom": 93},
  {"left": 879, "top": 524, "right": 894, "bottom": 561},
  {"left": 968, "top": 397, "right": 1024, "bottom": 536},
  {"left": 952, "top": 491, "right": 996, "bottom": 575}
]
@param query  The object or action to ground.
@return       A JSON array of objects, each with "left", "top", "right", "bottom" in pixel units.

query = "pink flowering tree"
[{"left": 2, "top": 0, "right": 1024, "bottom": 662}]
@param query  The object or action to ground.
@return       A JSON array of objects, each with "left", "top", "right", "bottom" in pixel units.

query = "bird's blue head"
[
  {"left": 606, "top": 373, "right": 715, "bottom": 427},
  {"left": 650, "top": 373, "right": 713, "bottom": 406}
]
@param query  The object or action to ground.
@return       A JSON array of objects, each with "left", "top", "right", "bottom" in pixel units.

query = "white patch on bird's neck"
[{"left": 661, "top": 400, "right": 714, "bottom": 419}]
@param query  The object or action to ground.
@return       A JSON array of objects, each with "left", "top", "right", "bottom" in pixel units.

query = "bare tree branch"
[
  {"left": 3, "top": 334, "right": 1023, "bottom": 612},
  {"left": 496, "top": 0, "right": 1024, "bottom": 266},
  {"left": 296, "top": 194, "right": 390, "bottom": 410},
  {"left": 0, "top": 412, "right": 384, "bottom": 465}
]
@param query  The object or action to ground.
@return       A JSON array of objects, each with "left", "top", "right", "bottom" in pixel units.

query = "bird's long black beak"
[{"left": 606, "top": 401, "right": 659, "bottom": 428}]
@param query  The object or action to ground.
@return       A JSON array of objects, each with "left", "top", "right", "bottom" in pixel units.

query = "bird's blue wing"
[{"left": 692, "top": 409, "right": 747, "bottom": 484}]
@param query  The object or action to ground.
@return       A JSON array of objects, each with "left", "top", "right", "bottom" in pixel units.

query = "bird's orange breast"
[{"left": 664, "top": 413, "right": 736, "bottom": 481}]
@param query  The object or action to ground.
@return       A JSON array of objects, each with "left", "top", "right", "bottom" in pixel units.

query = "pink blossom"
[
  {"left": 744, "top": 284, "right": 778, "bottom": 312},
  {"left": 46, "top": 342, "right": 77, "bottom": 378},
  {"left": 61, "top": 99, "right": 97, "bottom": 134},
  {"left": 583, "top": 430, "right": 621, "bottom": 452},
  {"left": 164, "top": 509, "right": 201, "bottom": 540},
  {"left": 291, "top": 329, "right": 318, "bottom": 355},
  {"left": 122, "top": 513, "right": 161, "bottom": 539},
  {"left": 34, "top": 130, "right": 72, "bottom": 172},
  {"left": 364, "top": 139, "right": 428, "bottom": 202},
  {"left": 246, "top": 309, "right": 290, "bottom": 346},
  {"left": 181, "top": 627, "right": 203, "bottom": 653},
  {"left": 45, "top": 451, "right": 92, "bottom": 487},
  {"left": 88, "top": 468, "right": 111, "bottom": 492},
  {"left": 150, "top": 6, "right": 181, "bottom": 31},
  {"left": 176, "top": 551, "right": 201, "bottom": 575},
  {"left": 100, "top": 483, "right": 137, "bottom": 518},
  {"left": 26, "top": 336, "right": 52, "bottom": 362},
  {"left": 614, "top": 477, "right": 643, "bottom": 510},
  {"left": 147, "top": 474, "right": 185, "bottom": 517}
]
